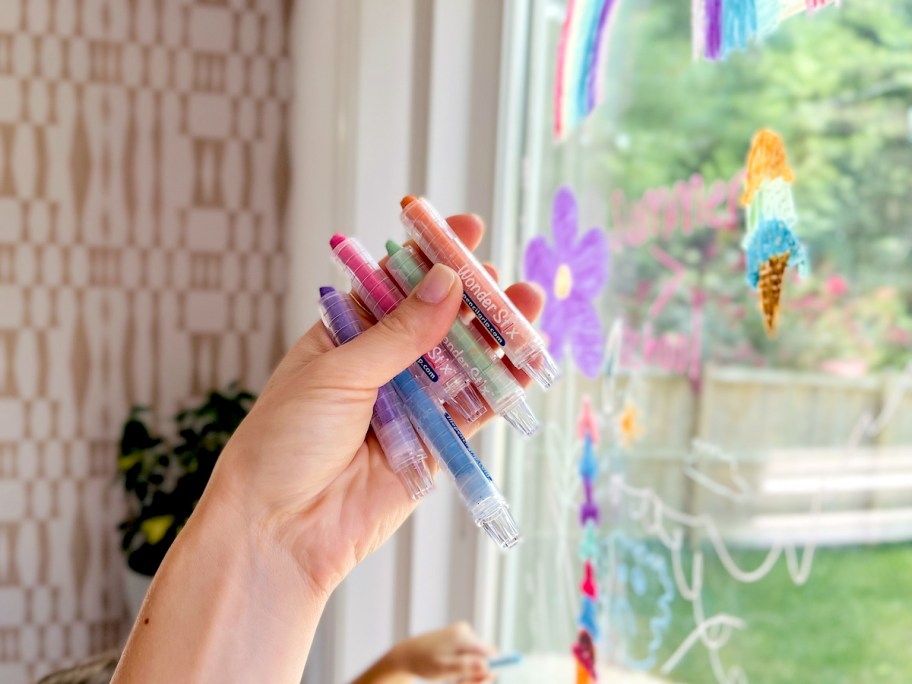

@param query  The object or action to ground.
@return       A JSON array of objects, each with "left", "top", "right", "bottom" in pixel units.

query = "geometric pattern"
[{"left": 0, "top": 1, "right": 291, "bottom": 680}]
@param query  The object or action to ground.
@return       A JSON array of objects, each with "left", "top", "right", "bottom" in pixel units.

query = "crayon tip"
[
  {"left": 400, "top": 195, "right": 418, "bottom": 209},
  {"left": 319, "top": 286, "right": 335, "bottom": 297},
  {"left": 385, "top": 239, "right": 402, "bottom": 257},
  {"left": 329, "top": 233, "right": 347, "bottom": 249}
]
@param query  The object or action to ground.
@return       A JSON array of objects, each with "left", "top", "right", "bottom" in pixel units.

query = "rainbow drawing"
[
  {"left": 692, "top": 0, "right": 840, "bottom": 62},
  {"left": 554, "top": 0, "right": 621, "bottom": 140}
]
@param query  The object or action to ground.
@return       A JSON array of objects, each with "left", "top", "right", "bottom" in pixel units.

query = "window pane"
[{"left": 497, "top": 2, "right": 912, "bottom": 683}]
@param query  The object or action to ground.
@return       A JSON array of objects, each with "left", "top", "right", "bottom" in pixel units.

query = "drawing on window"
[
  {"left": 554, "top": 0, "right": 622, "bottom": 139},
  {"left": 740, "top": 130, "right": 810, "bottom": 337},
  {"left": 692, "top": 0, "right": 841, "bottom": 61},
  {"left": 499, "top": 3, "right": 912, "bottom": 683},
  {"left": 524, "top": 186, "right": 610, "bottom": 379},
  {"left": 574, "top": 397, "right": 602, "bottom": 683}
]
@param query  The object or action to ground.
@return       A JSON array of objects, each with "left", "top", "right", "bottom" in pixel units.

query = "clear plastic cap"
[
  {"left": 448, "top": 383, "right": 486, "bottom": 423},
  {"left": 395, "top": 460, "right": 435, "bottom": 501},
  {"left": 518, "top": 349, "right": 561, "bottom": 389},
  {"left": 502, "top": 399, "right": 540, "bottom": 437},
  {"left": 479, "top": 507, "right": 522, "bottom": 550}
]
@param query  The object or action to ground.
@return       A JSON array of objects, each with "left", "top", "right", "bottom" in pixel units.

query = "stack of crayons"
[{"left": 318, "top": 196, "right": 560, "bottom": 549}]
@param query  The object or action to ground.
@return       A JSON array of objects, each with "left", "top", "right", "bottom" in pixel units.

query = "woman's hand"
[
  {"left": 113, "top": 215, "right": 543, "bottom": 683},
  {"left": 354, "top": 622, "right": 496, "bottom": 684},
  {"left": 214, "top": 214, "right": 544, "bottom": 596}
]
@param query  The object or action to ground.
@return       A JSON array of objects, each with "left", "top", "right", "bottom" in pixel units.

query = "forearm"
[
  {"left": 112, "top": 485, "right": 328, "bottom": 683},
  {"left": 351, "top": 651, "right": 413, "bottom": 684}
]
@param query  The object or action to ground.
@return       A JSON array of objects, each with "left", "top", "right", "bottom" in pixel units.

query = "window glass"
[{"left": 495, "top": 2, "right": 912, "bottom": 683}]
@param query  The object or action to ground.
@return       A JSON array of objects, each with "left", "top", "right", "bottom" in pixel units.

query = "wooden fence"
[{"left": 617, "top": 365, "right": 912, "bottom": 546}]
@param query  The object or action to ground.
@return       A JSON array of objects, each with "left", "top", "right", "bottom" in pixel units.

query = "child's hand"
[{"left": 386, "top": 622, "right": 497, "bottom": 683}]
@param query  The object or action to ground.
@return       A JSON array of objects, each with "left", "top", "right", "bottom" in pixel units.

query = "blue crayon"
[
  {"left": 391, "top": 369, "right": 521, "bottom": 550},
  {"left": 488, "top": 653, "right": 523, "bottom": 669}
]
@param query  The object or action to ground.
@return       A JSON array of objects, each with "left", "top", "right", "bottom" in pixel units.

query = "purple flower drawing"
[{"left": 524, "top": 186, "right": 610, "bottom": 378}]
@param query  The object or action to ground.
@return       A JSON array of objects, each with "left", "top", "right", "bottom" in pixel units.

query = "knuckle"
[
  {"left": 379, "top": 309, "right": 416, "bottom": 339},
  {"left": 452, "top": 620, "right": 473, "bottom": 637}
]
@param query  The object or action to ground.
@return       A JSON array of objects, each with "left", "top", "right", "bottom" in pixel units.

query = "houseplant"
[{"left": 117, "top": 385, "right": 255, "bottom": 613}]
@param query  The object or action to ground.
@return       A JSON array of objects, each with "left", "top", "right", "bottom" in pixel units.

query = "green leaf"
[{"left": 140, "top": 515, "right": 175, "bottom": 545}]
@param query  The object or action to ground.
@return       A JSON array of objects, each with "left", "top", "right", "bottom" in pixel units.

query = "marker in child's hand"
[{"left": 488, "top": 653, "right": 523, "bottom": 669}]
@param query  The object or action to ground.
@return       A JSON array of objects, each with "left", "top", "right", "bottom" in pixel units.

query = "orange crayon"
[{"left": 400, "top": 195, "right": 560, "bottom": 389}]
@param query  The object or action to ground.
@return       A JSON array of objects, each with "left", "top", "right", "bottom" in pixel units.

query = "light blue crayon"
[
  {"left": 488, "top": 653, "right": 523, "bottom": 669},
  {"left": 391, "top": 369, "right": 521, "bottom": 550}
]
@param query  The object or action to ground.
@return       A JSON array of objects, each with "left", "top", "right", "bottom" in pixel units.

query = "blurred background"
[{"left": 1, "top": 1, "right": 911, "bottom": 683}]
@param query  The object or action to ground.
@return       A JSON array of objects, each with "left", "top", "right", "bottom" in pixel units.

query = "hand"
[
  {"left": 209, "top": 214, "right": 545, "bottom": 597},
  {"left": 385, "top": 622, "right": 496, "bottom": 683},
  {"left": 113, "top": 215, "right": 542, "bottom": 683}
]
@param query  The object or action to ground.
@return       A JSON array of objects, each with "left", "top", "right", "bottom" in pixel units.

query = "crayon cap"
[
  {"left": 481, "top": 507, "right": 521, "bottom": 550},
  {"left": 503, "top": 399, "right": 540, "bottom": 437},
  {"left": 395, "top": 460, "right": 435, "bottom": 500},
  {"left": 518, "top": 349, "right": 560, "bottom": 389}
]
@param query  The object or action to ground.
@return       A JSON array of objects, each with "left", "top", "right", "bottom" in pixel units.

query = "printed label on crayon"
[
  {"left": 416, "top": 355, "right": 438, "bottom": 382},
  {"left": 444, "top": 412, "right": 493, "bottom": 482},
  {"left": 425, "top": 345, "right": 454, "bottom": 378},
  {"left": 440, "top": 335, "right": 484, "bottom": 383},
  {"left": 458, "top": 265, "right": 511, "bottom": 347},
  {"left": 462, "top": 292, "right": 506, "bottom": 347}
]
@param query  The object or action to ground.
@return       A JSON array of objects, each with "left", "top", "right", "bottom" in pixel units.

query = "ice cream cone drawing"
[
  {"left": 741, "top": 130, "right": 810, "bottom": 337},
  {"left": 758, "top": 251, "right": 790, "bottom": 336},
  {"left": 741, "top": 130, "right": 795, "bottom": 207}
]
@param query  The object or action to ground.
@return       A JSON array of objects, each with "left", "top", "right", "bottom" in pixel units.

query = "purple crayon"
[{"left": 318, "top": 286, "right": 434, "bottom": 500}]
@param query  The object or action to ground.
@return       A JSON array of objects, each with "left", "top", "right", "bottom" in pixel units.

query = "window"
[{"left": 491, "top": 1, "right": 912, "bottom": 682}]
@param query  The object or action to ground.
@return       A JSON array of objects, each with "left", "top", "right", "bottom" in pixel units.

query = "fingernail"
[{"left": 416, "top": 263, "right": 456, "bottom": 303}]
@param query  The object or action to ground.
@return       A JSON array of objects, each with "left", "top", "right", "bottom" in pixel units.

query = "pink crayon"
[{"left": 329, "top": 234, "right": 485, "bottom": 422}]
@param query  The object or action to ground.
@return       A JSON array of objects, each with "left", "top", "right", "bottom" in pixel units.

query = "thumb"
[{"left": 329, "top": 263, "right": 463, "bottom": 388}]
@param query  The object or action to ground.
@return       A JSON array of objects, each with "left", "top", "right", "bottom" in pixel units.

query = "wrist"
[
  {"left": 115, "top": 483, "right": 330, "bottom": 683},
  {"left": 204, "top": 446, "right": 344, "bottom": 600},
  {"left": 197, "top": 469, "right": 334, "bottom": 603},
  {"left": 380, "top": 645, "right": 410, "bottom": 677}
]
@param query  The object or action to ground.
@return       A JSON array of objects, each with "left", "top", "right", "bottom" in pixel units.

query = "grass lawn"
[{"left": 622, "top": 542, "right": 912, "bottom": 683}]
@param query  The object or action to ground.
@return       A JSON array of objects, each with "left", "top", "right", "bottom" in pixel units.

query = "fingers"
[
  {"left": 503, "top": 282, "right": 545, "bottom": 326},
  {"left": 445, "top": 214, "right": 485, "bottom": 251},
  {"left": 325, "top": 264, "right": 463, "bottom": 389},
  {"left": 438, "top": 654, "right": 491, "bottom": 681},
  {"left": 384, "top": 214, "right": 485, "bottom": 270},
  {"left": 448, "top": 621, "right": 495, "bottom": 656}
]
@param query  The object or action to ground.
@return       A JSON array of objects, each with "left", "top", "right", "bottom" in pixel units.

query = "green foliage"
[{"left": 117, "top": 385, "right": 255, "bottom": 576}]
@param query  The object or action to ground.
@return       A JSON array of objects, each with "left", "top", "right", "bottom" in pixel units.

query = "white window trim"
[{"left": 291, "top": 1, "right": 508, "bottom": 681}]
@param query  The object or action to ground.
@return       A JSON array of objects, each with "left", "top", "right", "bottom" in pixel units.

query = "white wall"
[{"left": 289, "top": 1, "right": 506, "bottom": 682}]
